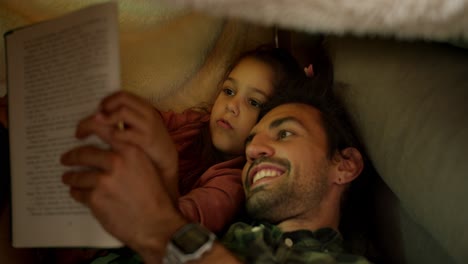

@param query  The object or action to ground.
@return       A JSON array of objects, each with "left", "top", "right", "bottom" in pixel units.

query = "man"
[{"left": 61, "top": 78, "right": 371, "bottom": 263}]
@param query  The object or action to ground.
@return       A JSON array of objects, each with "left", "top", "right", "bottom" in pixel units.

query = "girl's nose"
[{"left": 226, "top": 98, "right": 240, "bottom": 116}]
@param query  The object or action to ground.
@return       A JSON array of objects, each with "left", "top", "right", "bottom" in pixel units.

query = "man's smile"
[
  {"left": 252, "top": 168, "right": 283, "bottom": 185},
  {"left": 247, "top": 162, "right": 287, "bottom": 189}
]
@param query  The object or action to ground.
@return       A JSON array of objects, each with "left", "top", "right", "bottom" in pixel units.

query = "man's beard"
[
  {"left": 245, "top": 165, "right": 329, "bottom": 224},
  {"left": 245, "top": 184, "right": 290, "bottom": 223}
]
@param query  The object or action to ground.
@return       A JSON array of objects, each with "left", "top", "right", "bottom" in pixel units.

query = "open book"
[{"left": 5, "top": 1, "right": 122, "bottom": 248}]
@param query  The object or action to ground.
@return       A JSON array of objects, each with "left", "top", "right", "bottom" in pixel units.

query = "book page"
[{"left": 7, "top": 2, "right": 122, "bottom": 248}]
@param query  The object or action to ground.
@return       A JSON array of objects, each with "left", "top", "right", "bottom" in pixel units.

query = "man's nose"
[{"left": 246, "top": 134, "right": 274, "bottom": 161}]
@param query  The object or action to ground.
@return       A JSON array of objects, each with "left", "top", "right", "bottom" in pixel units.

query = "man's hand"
[
  {"left": 73, "top": 97, "right": 180, "bottom": 201},
  {"left": 93, "top": 91, "right": 178, "bottom": 190},
  {"left": 61, "top": 113, "right": 186, "bottom": 263}
]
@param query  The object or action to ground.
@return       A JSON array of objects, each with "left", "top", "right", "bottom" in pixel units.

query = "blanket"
[
  {"left": 1, "top": 0, "right": 467, "bottom": 102},
  {"left": 172, "top": 0, "right": 468, "bottom": 42}
]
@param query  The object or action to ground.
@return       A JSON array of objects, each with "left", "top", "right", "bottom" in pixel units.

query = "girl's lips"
[{"left": 217, "top": 119, "right": 233, "bottom": 130}]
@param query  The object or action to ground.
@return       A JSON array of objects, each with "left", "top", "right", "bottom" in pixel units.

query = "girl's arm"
[{"left": 178, "top": 157, "right": 245, "bottom": 233}]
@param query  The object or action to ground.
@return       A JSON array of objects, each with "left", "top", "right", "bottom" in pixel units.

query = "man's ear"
[{"left": 332, "top": 147, "right": 363, "bottom": 185}]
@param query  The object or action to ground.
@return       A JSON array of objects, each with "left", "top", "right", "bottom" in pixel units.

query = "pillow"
[{"left": 329, "top": 35, "right": 468, "bottom": 263}]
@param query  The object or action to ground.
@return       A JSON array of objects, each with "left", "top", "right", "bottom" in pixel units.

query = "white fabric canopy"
[{"left": 171, "top": 0, "right": 468, "bottom": 43}]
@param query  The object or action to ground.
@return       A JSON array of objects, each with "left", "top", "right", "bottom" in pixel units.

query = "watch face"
[{"left": 172, "top": 226, "right": 211, "bottom": 254}]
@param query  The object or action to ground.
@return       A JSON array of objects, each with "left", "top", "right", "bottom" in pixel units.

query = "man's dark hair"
[{"left": 259, "top": 76, "right": 366, "bottom": 160}]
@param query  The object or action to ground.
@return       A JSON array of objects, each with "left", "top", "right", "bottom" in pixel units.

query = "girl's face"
[{"left": 210, "top": 57, "right": 275, "bottom": 156}]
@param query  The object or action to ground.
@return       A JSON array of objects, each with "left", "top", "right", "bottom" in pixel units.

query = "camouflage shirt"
[
  {"left": 221, "top": 221, "right": 371, "bottom": 264},
  {"left": 91, "top": 221, "right": 371, "bottom": 264}
]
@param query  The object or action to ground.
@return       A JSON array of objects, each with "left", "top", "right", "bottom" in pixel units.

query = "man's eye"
[
  {"left": 278, "top": 130, "right": 292, "bottom": 139},
  {"left": 223, "top": 88, "right": 235, "bottom": 96},
  {"left": 249, "top": 99, "right": 263, "bottom": 109}
]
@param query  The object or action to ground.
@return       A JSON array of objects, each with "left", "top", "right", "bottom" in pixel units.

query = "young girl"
[{"left": 91, "top": 45, "right": 305, "bottom": 234}]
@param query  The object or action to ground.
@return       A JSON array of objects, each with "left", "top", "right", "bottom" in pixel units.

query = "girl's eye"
[
  {"left": 223, "top": 88, "right": 235, "bottom": 96},
  {"left": 278, "top": 130, "right": 293, "bottom": 140},
  {"left": 248, "top": 99, "right": 263, "bottom": 109}
]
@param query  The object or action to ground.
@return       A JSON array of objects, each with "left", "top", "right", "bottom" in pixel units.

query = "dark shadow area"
[{"left": 1, "top": 123, "right": 9, "bottom": 211}]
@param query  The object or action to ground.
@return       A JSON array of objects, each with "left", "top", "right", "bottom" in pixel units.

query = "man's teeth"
[{"left": 252, "top": 169, "right": 281, "bottom": 184}]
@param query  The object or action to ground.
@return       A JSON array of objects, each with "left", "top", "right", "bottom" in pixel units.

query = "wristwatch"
[{"left": 163, "top": 223, "right": 216, "bottom": 264}]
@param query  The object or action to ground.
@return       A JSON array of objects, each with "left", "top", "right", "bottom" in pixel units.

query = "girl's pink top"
[{"left": 160, "top": 109, "right": 245, "bottom": 233}]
